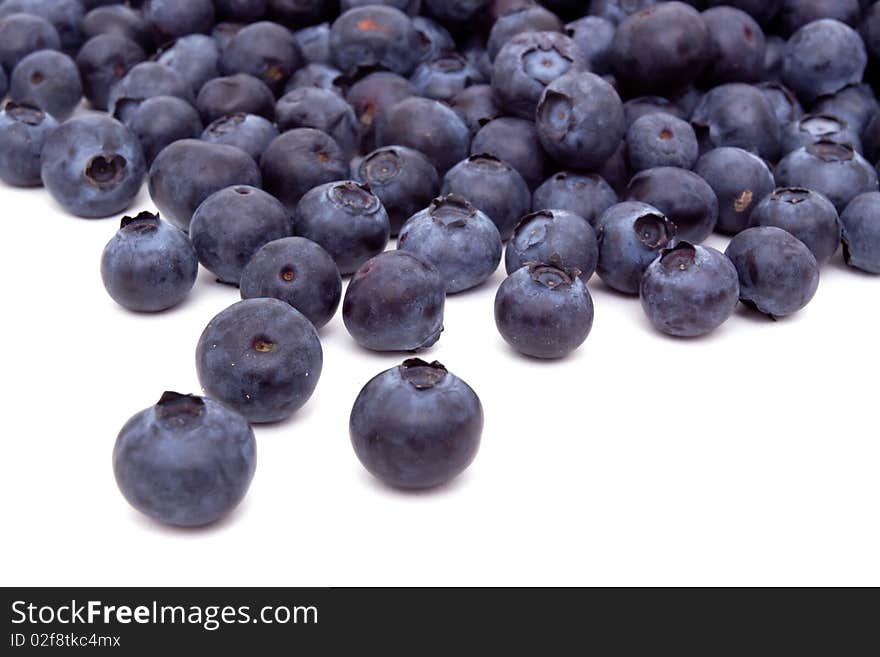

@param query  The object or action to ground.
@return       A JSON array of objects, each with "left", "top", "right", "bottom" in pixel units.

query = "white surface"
[{"left": 1, "top": 180, "right": 878, "bottom": 587}]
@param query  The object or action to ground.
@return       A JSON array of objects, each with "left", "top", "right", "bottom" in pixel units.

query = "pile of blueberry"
[{"left": 2, "top": 0, "right": 880, "bottom": 527}]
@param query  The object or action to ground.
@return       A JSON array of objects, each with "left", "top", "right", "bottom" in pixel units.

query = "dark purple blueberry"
[
  {"left": 532, "top": 172, "right": 618, "bottom": 227},
  {"left": 114, "top": 392, "right": 256, "bottom": 527},
  {"left": 812, "top": 84, "right": 879, "bottom": 136},
  {"left": 82, "top": 5, "right": 150, "bottom": 48},
  {"left": 329, "top": 5, "right": 421, "bottom": 76},
  {"left": 275, "top": 87, "right": 359, "bottom": 158},
  {"left": 212, "top": 21, "right": 243, "bottom": 52},
  {"left": 346, "top": 70, "right": 413, "bottom": 153},
  {"left": 424, "top": 0, "right": 488, "bottom": 22},
  {"left": 201, "top": 113, "right": 278, "bottom": 162},
  {"left": 126, "top": 95, "right": 203, "bottom": 166},
  {"left": 700, "top": 5, "right": 765, "bottom": 85},
  {"left": 565, "top": 15, "right": 615, "bottom": 75},
  {"left": 356, "top": 145, "right": 439, "bottom": 235},
  {"left": 487, "top": 5, "right": 563, "bottom": 61},
  {"left": 350, "top": 359, "right": 482, "bottom": 490},
  {"left": 240, "top": 236, "right": 342, "bottom": 329},
  {"left": 536, "top": 71, "right": 624, "bottom": 172},
  {"left": 441, "top": 154, "right": 531, "bottom": 241},
  {"left": 588, "top": 0, "right": 657, "bottom": 26},
  {"left": 340, "top": 0, "right": 420, "bottom": 16},
  {"left": 410, "top": 52, "right": 482, "bottom": 103},
  {"left": 398, "top": 195, "right": 502, "bottom": 293},
  {"left": 626, "top": 113, "right": 699, "bottom": 172},
  {"left": 0, "top": 102, "right": 57, "bottom": 186},
  {"left": 691, "top": 83, "right": 781, "bottom": 162},
  {"left": 149, "top": 139, "right": 262, "bottom": 231},
  {"left": 343, "top": 250, "right": 446, "bottom": 352},
  {"left": 840, "top": 192, "right": 880, "bottom": 274},
  {"left": 0, "top": 12, "right": 59, "bottom": 73},
  {"left": 492, "top": 31, "right": 586, "bottom": 121},
  {"left": 694, "top": 147, "right": 775, "bottom": 235},
  {"left": 101, "top": 211, "right": 198, "bottom": 313},
  {"left": 756, "top": 81, "right": 803, "bottom": 126},
  {"left": 292, "top": 22, "right": 331, "bottom": 64},
  {"left": 260, "top": 128, "right": 348, "bottom": 211},
  {"left": 156, "top": 34, "right": 219, "bottom": 94},
  {"left": 42, "top": 114, "right": 145, "bottom": 218},
  {"left": 779, "top": 0, "right": 860, "bottom": 37},
  {"left": 108, "top": 61, "right": 195, "bottom": 124},
  {"left": 221, "top": 20, "right": 300, "bottom": 94},
  {"left": 143, "top": 0, "right": 215, "bottom": 47},
  {"left": 750, "top": 187, "right": 842, "bottom": 264},
  {"left": 611, "top": 2, "right": 711, "bottom": 94},
  {"left": 412, "top": 15, "right": 454, "bottom": 63},
  {"left": 704, "top": 0, "right": 781, "bottom": 27},
  {"left": 196, "top": 74, "right": 276, "bottom": 124},
  {"left": 268, "top": 0, "right": 334, "bottom": 25},
  {"left": 780, "top": 114, "right": 862, "bottom": 156},
  {"left": 0, "top": 0, "right": 83, "bottom": 53},
  {"left": 471, "top": 117, "right": 546, "bottom": 189},
  {"left": 9, "top": 49, "right": 81, "bottom": 120},
  {"left": 286, "top": 62, "right": 346, "bottom": 96},
  {"left": 640, "top": 242, "right": 739, "bottom": 338},
  {"left": 505, "top": 209, "right": 598, "bottom": 281},
  {"left": 775, "top": 141, "right": 879, "bottom": 213},
  {"left": 495, "top": 261, "right": 594, "bottom": 359},
  {"left": 451, "top": 84, "right": 500, "bottom": 136},
  {"left": 725, "top": 226, "right": 819, "bottom": 317},
  {"left": 626, "top": 167, "right": 719, "bottom": 243},
  {"left": 595, "top": 201, "right": 677, "bottom": 295},
  {"left": 216, "top": 0, "right": 268, "bottom": 22},
  {"left": 75, "top": 34, "right": 145, "bottom": 111},
  {"left": 294, "top": 181, "right": 390, "bottom": 276},
  {"left": 196, "top": 298, "right": 323, "bottom": 424},
  {"left": 623, "top": 96, "right": 686, "bottom": 129},
  {"left": 191, "top": 185, "right": 292, "bottom": 285},
  {"left": 376, "top": 96, "right": 470, "bottom": 174},
  {"left": 782, "top": 19, "right": 866, "bottom": 103}
]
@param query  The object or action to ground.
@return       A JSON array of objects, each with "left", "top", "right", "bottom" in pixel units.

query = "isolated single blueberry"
[
  {"left": 839, "top": 192, "right": 880, "bottom": 274},
  {"left": 350, "top": 359, "right": 482, "bottom": 489},
  {"left": 505, "top": 210, "right": 598, "bottom": 282}
]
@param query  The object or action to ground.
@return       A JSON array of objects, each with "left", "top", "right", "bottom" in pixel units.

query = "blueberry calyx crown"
[
  {"left": 431, "top": 53, "right": 468, "bottom": 73},
  {"left": 633, "top": 211, "right": 676, "bottom": 250},
  {"left": 467, "top": 153, "right": 506, "bottom": 171},
  {"left": 206, "top": 112, "right": 247, "bottom": 136},
  {"left": 429, "top": 194, "right": 476, "bottom": 227},
  {"left": 5, "top": 101, "right": 45, "bottom": 126},
  {"left": 774, "top": 187, "right": 811, "bottom": 205},
  {"left": 85, "top": 153, "right": 128, "bottom": 188},
  {"left": 527, "top": 256, "right": 580, "bottom": 289},
  {"left": 537, "top": 90, "right": 574, "bottom": 140},
  {"left": 329, "top": 181, "right": 380, "bottom": 214},
  {"left": 156, "top": 392, "right": 205, "bottom": 421},
  {"left": 361, "top": 148, "right": 402, "bottom": 183},
  {"left": 399, "top": 359, "right": 448, "bottom": 390},
  {"left": 799, "top": 114, "right": 846, "bottom": 136},
  {"left": 120, "top": 211, "right": 160, "bottom": 232},
  {"left": 659, "top": 242, "right": 698, "bottom": 272},
  {"left": 806, "top": 140, "right": 855, "bottom": 163}
]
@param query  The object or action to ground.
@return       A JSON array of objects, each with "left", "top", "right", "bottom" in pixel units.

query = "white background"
[{"left": 1, "top": 179, "right": 878, "bottom": 587}]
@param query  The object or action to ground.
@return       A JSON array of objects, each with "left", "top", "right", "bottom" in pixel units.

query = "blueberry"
[
  {"left": 536, "top": 71, "right": 625, "bottom": 172},
  {"left": 588, "top": 0, "right": 657, "bottom": 25},
  {"left": 691, "top": 83, "right": 781, "bottom": 162},
  {"left": 329, "top": 5, "right": 421, "bottom": 77},
  {"left": 0, "top": 0, "right": 83, "bottom": 53},
  {"left": 532, "top": 172, "right": 618, "bottom": 227},
  {"left": 565, "top": 16, "right": 615, "bottom": 75},
  {"left": 595, "top": 201, "right": 677, "bottom": 295},
  {"left": 376, "top": 96, "right": 470, "bottom": 174},
  {"left": 749, "top": 187, "right": 841, "bottom": 265},
  {"left": 156, "top": 34, "right": 220, "bottom": 94},
  {"left": 216, "top": 0, "right": 268, "bottom": 22},
  {"left": 780, "top": 114, "right": 862, "bottom": 156},
  {"left": 75, "top": 34, "right": 145, "bottom": 111},
  {"left": 275, "top": 87, "right": 359, "bottom": 158},
  {"left": 451, "top": 84, "right": 500, "bottom": 136},
  {"left": 626, "top": 113, "right": 699, "bottom": 173},
  {"left": 350, "top": 359, "right": 482, "bottom": 489},
  {"left": 412, "top": 15, "right": 455, "bottom": 63},
  {"left": 211, "top": 21, "right": 243, "bottom": 52},
  {"left": 287, "top": 62, "right": 346, "bottom": 96},
  {"left": 9, "top": 50, "right": 81, "bottom": 120},
  {"left": 492, "top": 31, "right": 586, "bottom": 121},
  {"left": 505, "top": 209, "right": 598, "bottom": 282},
  {"left": 812, "top": 84, "right": 879, "bottom": 136},
  {"left": 149, "top": 139, "right": 262, "bottom": 232},
  {"left": 862, "top": 1, "right": 880, "bottom": 61},
  {"left": 782, "top": 19, "right": 866, "bottom": 103},
  {"left": 0, "top": 13, "right": 60, "bottom": 73},
  {"left": 700, "top": 6, "right": 766, "bottom": 85},
  {"left": 0, "top": 102, "right": 57, "bottom": 187},
  {"left": 623, "top": 96, "right": 686, "bottom": 129},
  {"left": 441, "top": 154, "right": 531, "bottom": 240},
  {"left": 487, "top": 5, "right": 563, "bottom": 61},
  {"left": 694, "top": 147, "right": 775, "bottom": 235},
  {"left": 410, "top": 52, "right": 482, "bottom": 103},
  {"left": 82, "top": 5, "right": 150, "bottom": 48},
  {"left": 775, "top": 141, "right": 879, "bottom": 214},
  {"left": 113, "top": 392, "right": 256, "bottom": 527},
  {"left": 725, "top": 226, "right": 820, "bottom": 318},
  {"left": 191, "top": 185, "right": 292, "bottom": 285},
  {"left": 196, "top": 73, "right": 276, "bottom": 124},
  {"left": 625, "top": 167, "right": 719, "bottom": 243},
  {"left": 240, "top": 236, "right": 342, "bottom": 328},
  {"left": 41, "top": 114, "right": 145, "bottom": 218},
  {"left": 640, "top": 243, "right": 739, "bottom": 338},
  {"left": 345, "top": 71, "right": 413, "bottom": 153},
  {"left": 704, "top": 0, "right": 781, "bottom": 27},
  {"left": 221, "top": 20, "right": 300, "bottom": 94},
  {"left": 356, "top": 145, "right": 439, "bottom": 235},
  {"left": 143, "top": 0, "right": 215, "bottom": 47},
  {"left": 778, "top": 0, "right": 860, "bottom": 37},
  {"left": 196, "top": 298, "right": 323, "bottom": 424},
  {"left": 398, "top": 195, "right": 502, "bottom": 293},
  {"left": 126, "top": 95, "right": 203, "bottom": 166},
  {"left": 756, "top": 81, "right": 803, "bottom": 125},
  {"left": 201, "top": 113, "right": 278, "bottom": 162},
  {"left": 471, "top": 117, "right": 547, "bottom": 189},
  {"left": 101, "top": 211, "right": 198, "bottom": 313},
  {"left": 108, "top": 61, "right": 195, "bottom": 124},
  {"left": 260, "top": 128, "right": 348, "bottom": 212},
  {"left": 343, "top": 250, "right": 445, "bottom": 352},
  {"left": 611, "top": 1, "right": 710, "bottom": 94},
  {"left": 840, "top": 192, "right": 880, "bottom": 274},
  {"left": 495, "top": 261, "right": 594, "bottom": 359},
  {"left": 424, "top": 0, "right": 488, "bottom": 22},
  {"left": 292, "top": 22, "right": 331, "bottom": 64}
]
